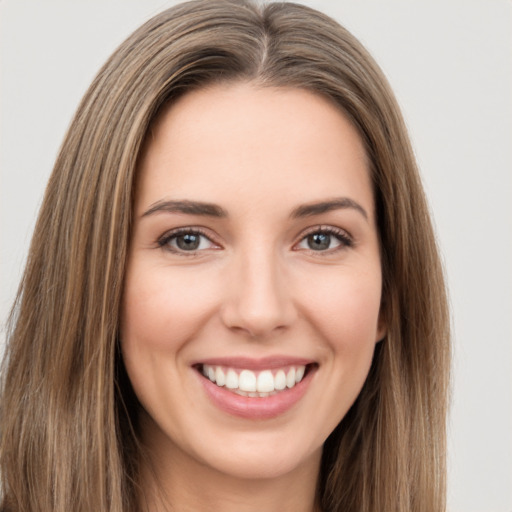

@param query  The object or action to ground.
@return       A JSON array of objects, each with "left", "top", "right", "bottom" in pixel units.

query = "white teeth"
[
  {"left": 239, "top": 370, "right": 257, "bottom": 392},
  {"left": 233, "top": 389, "right": 276, "bottom": 398},
  {"left": 286, "top": 367, "right": 296, "bottom": 388},
  {"left": 225, "top": 369, "right": 238, "bottom": 389},
  {"left": 256, "top": 370, "right": 274, "bottom": 392},
  {"left": 202, "top": 364, "right": 308, "bottom": 395},
  {"left": 215, "top": 366, "right": 226, "bottom": 386},
  {"left": 274, "top": 370, "right": 286, "bottom": 390}
]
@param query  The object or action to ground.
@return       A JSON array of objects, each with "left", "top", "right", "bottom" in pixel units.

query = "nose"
[{"left": 220, "top": 247, "right": 297, "bottom": 338}]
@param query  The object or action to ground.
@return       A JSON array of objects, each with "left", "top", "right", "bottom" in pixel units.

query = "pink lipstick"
[{"left": 193, "top": 357, "right": 317, "bottom": 419}]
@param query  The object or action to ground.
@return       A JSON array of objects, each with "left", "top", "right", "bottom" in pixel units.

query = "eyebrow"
[
  {"left": 141, "top": 197, "right": 368, "bottom": 221},
  {"left": 290, "top": 197, "right": 369, "bottom": 221},
  {"left": 142, "top": 199, "right": 228, "bottom": 218}
]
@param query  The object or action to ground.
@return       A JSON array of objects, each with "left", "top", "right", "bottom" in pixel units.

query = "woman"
[{"left": 0, "top": 1, "right": 450, "bottom": 511}]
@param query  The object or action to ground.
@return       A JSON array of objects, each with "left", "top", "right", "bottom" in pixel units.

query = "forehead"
[{"left": 136, "top": 82, "right": 374, "bottom": 219}]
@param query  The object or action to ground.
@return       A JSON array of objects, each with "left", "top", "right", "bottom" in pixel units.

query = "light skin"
[{"left": 121, "top": 82, "right": 386, "bottom": 512}]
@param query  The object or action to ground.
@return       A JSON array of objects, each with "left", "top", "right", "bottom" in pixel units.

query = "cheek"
[
  {"left": 289, "top": 265, "right": 382, "bottom": 439},
  {"left": 119, "top": 263, "right": 222, "bottom": 424},
  {"left": 296, "top": 265, "right": 383, "bottom": 352},
  {"left": 121, "top": 263, "right": 219, "bottom": 353}
]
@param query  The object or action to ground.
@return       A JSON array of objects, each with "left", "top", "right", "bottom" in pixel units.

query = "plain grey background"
[{"left": 1, "top": 1, "right": 511, "bottom": 511}]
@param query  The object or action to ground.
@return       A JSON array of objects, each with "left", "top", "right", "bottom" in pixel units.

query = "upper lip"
[{"left": 191, "top": 356, "right": 316, "bottom": 371}]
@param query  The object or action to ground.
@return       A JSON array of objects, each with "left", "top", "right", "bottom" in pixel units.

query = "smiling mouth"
[{"left": 196, "top": 364, "right": 316, "bottom": 397}]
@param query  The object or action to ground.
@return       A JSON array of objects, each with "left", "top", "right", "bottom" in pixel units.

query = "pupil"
[
  {"left": 177, "top": 234, "right": 200, "bottom": 250},
  {"left": 308, "top": 233, "right": 330, "bottom": 250}
]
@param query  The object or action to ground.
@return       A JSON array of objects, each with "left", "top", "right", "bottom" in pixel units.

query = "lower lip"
[{"left": 197, "top": 367, "right": 315, "bottom": 420}]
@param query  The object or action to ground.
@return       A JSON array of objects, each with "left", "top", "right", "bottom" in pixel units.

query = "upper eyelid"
[
  {"left": 293, "top": 225, "right": 354, "bottom": 251},
  {"left": 158, "top": 226, "right": 220, "bottom": 247},
  {"left": 297, "top": 224, "right": 352, "bottom": 240},
  {"left": 159, "top": 226, "right": 214, "bottom": 237},
  {"left": 156, "top": 224, "right": 353, "bottom": 248}
]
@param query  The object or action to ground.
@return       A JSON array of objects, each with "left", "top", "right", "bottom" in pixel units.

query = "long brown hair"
[{"left": 0, "top": 1, "right": 450, "bottom": 511}]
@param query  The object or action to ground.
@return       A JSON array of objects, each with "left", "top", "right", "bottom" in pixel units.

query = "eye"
[
  {"left": 158, "top": 228, "right": 219, "bottom": 254},
  {"left": 295, "top": 227, "right": 353, "bottom": 252}
]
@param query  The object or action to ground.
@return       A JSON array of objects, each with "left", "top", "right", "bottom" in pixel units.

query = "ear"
[
  {"left": 376, "top": 315, "right": 387, "bottom": 342},
  {"left": 375, "top": 304, "right": 387, "bottom": 343}
]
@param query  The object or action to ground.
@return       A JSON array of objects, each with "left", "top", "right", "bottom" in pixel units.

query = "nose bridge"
[{"left": 221, "top": 242, "right": 295, "bottom": 337}]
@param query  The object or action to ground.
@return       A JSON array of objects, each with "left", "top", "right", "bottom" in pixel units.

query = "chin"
[{"left": 194, "top": 439, "right": 322, "bottom": 482}]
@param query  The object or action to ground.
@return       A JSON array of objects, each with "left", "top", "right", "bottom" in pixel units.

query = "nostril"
[
  {"left": 221, "top": 307, "right": 295, "bottom": 338},
  {"left": 219, "top": 268, "right": 297, "bottom": 337}
]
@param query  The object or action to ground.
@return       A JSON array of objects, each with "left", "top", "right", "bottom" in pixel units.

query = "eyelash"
[
  {"left": 295, "top": 226, "right": 353, "bottom": 253},
  {"left": 157, "top": 225, "right": 353, "bottom": 255},
  {"left": 157, "top": 227, "right": 219, "bottom": 256}
]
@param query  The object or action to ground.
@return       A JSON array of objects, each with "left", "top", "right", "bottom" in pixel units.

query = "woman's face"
[{"left": 121, "top": 82, "right": 385, "bottom": 483}]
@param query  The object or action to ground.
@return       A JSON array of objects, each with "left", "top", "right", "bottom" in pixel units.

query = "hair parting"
[{"left": 0, "top": 1, "right": 450, "bottom": 511}]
